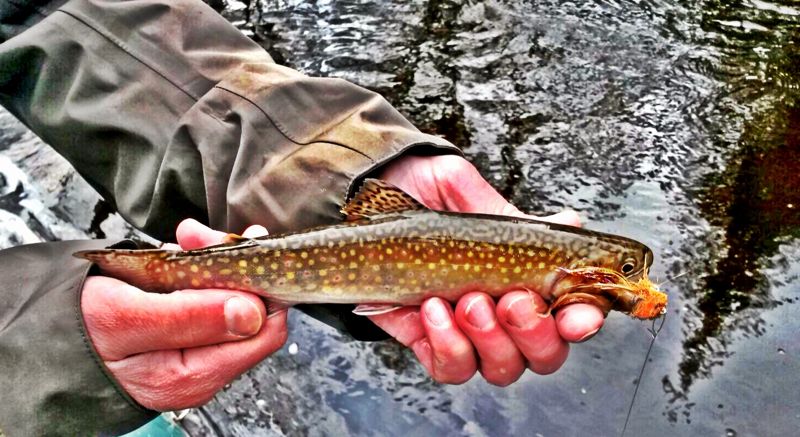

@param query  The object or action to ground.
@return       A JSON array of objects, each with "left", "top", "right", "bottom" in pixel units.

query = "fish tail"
[{"left": 74, "top": 249, "right": 172, "bottom": 292}]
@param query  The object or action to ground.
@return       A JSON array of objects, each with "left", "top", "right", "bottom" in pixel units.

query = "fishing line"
[
  {"left": 658, "top": 271, "right": 688, "bottom": 287},
  {"left": 620, "top": 312, "right": 667, "bottom": 437}
]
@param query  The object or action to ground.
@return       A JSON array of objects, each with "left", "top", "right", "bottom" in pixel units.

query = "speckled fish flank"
[{"left": 75, "top": 179, "right": 667, "bottom": 319}]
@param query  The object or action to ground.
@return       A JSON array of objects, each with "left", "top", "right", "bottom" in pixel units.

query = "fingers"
[
  {"left": 496, "top": 291, "right": 570, "bottom": 375},
  {"left": 418, "top": 298, "right": 478, "bottom": 384},
  {"left": 454, "top": 293, "right": 526, "bottom": 386},
  {"left": 109, "top": 310, "right": 288, "bottom": 411},
  {"left": 82, "top": 276, "right": 266, "bottom": 361},
  {"left": 368, "top": 307, "right": 426, "bottom": 347},
  {"left": 175, "top": 218, "right": 269, "bottom": 250},
  {"left": 369, "top": 301, "right": 478, "bottom": 384},
  {"left": 555, "top": 303, "right": 605, "bottom": 342},
  {"left": 175, "top": 218, "right": 228, "bottom": 249},
  {"left": 534, "top": 209, "right": 582, "bottom": 228},
  {"left": 371, "top": 294, "right": 592, "bottom": 384}
]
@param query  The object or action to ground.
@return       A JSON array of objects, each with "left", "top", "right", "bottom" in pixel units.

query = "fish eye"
[{"left": 621, "top": 258, "right": 636, "bottom": 274}]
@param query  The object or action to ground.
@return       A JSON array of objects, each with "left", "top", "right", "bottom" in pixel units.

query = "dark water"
[{"left": 1, "top": 0, "right": 799, "bottom": 435}]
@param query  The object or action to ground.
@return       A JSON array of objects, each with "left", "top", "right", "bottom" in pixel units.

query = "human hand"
[
  {"left": 370, "top": 154, "right": 605, "bottom": 386},
  {"left": 81, "top": 220, "right": 287, "bottom": 411}
]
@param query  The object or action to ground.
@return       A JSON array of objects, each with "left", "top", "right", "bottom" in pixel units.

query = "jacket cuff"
[{"left": 0, "top": 240, "right": 157, "bottom": 435}]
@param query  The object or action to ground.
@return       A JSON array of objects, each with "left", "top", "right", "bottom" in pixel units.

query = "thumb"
[{"left": 82, "top": 276, "right": 266, "bottom": 361}]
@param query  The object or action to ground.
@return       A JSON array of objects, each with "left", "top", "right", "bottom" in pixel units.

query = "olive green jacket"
[{"left": 0, "top": 0, "right": 459, "bottom": 434}]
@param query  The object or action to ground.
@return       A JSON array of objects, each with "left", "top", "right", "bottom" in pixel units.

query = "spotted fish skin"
[
  {"left": 76, "top": 210, "right": 653, "bottom": 310},
  {"left": 76, "top": 178, "right": 664, "bottom": 317}
]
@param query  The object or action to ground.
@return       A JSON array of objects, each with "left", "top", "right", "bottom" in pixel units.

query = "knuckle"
[{"left": 444, "top": 341, "right": 474, "bottom": 362}]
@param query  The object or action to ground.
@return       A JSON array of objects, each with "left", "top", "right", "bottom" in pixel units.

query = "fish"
[{"left": 75, "top": 179, "right": 667, "bottom": 319}]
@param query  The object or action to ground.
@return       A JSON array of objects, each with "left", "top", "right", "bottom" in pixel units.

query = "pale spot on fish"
[{"left": 190, "top": 265, "right": 199, "bottom": 273}]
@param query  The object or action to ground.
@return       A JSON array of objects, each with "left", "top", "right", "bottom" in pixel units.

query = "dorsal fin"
[{"left": 342, "top": 178, "right": 426, "bottom": 220}]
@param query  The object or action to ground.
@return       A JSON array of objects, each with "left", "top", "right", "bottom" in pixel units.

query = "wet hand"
[
  {"left": 81, "top": 220, "right": 287, "bottom": 411},
  {"left": 371, "top": 154, "right": 604, "bottom": 385}
]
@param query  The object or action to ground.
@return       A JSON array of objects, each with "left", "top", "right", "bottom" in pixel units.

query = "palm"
[{"left": 369, "top": 154, "right": 603, "bottom": 385}]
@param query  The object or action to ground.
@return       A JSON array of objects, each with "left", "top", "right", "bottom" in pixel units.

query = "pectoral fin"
[{"left": 352, "top": 304, "right": 403, "bottom": 316}]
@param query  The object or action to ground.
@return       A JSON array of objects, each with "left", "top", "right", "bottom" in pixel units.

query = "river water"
[{"left": 1, "top": 0, "right": 798, "bottom": 435}]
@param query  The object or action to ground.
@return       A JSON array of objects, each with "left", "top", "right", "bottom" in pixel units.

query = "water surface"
[{"left": 1, "top": 0, "right": 799, "bottom": 435}]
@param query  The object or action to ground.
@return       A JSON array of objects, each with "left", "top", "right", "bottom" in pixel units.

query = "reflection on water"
[{"left": 665, "top": 0, "right": 800, "bottom": 420}]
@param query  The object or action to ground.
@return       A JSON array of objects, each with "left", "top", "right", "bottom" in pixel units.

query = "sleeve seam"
[
  {"left": 55, "top": 9, "right": 199, "bottom": 103},
  {"left": 214, "top": 85, "right": 375, "bottom": 162}
]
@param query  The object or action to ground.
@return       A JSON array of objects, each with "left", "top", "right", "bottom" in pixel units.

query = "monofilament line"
[{"left": 621, "top": 313, "right": 667, "bottom": 437}]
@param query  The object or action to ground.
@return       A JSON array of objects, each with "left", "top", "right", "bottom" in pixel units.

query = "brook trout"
[{"left": 76, "top": 179, "right": 667, "bottom": 319}]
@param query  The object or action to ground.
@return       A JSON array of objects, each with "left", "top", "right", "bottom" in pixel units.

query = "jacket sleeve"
[
  {"left": 0, "top": 240, "right": 158, "bottom": 436},
  {"left": 0, "top": 0, "right": 461, "bottom": 241}
]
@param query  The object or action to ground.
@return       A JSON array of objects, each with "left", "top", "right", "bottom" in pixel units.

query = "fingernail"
[
  {"left": 465, "top": 296, "right": 494, "bottom": 329},
  {"left": 424, "top": 299, "right": 451, "bottom": 327},
  {"left": 577, "top": 327, "right": 601, "bottom": 343},
  {"left": 225, "top": 297, "right": 263, "bottom": 336},
  {"left": 506, "top": 295, "right": 544, "bottom": 329}
]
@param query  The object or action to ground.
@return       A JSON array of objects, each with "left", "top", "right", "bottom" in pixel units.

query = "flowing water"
[{"left": 1, "top": 0, "right": 799, "bottom": 435}]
